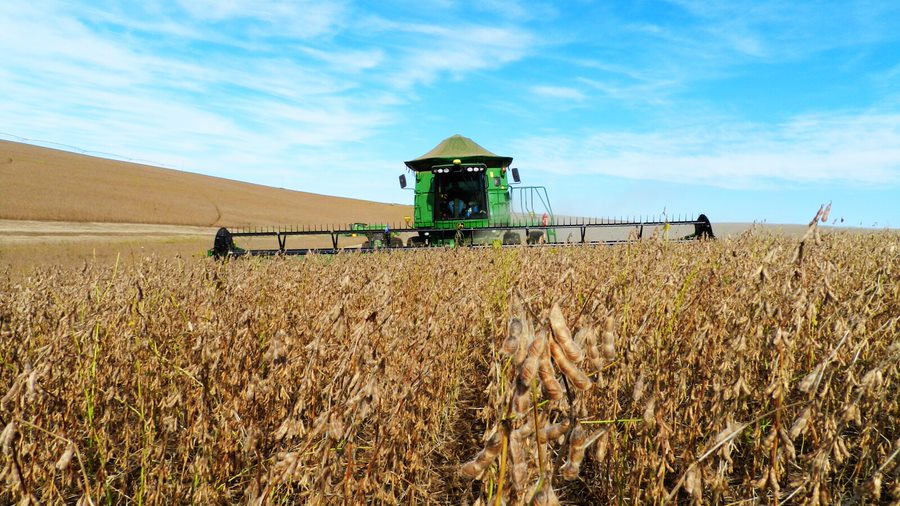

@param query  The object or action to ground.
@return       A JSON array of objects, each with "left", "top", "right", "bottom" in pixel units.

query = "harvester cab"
[
  {"left": 402, "top": 134, "right": 555, "bottom": 246},
  {"left": 431, "top": 162, "right": 488, "bottom": 221}
]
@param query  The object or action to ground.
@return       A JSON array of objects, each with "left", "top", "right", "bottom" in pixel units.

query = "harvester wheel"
[
  {"left": 502, "top": 231, "right": 521, "bottom": 245},
  {"left": 212, "top": 227, "right": 235, "bottom": 258},
  {"left": 527, "top": 230, "right": 544, "bottom": 245},
  {"left": 694, "top": 214, "right": 715, "bottom": 239},
  {"left": 389, "top": 237, "right": 403, "bottom": 248}
]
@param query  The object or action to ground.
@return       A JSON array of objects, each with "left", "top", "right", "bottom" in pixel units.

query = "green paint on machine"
[
  {"left": 209, "top": 134, "right": 713, "bottom": 257},
  {"left": 402, "top": 134, "right": 555, "bottom": 246}
]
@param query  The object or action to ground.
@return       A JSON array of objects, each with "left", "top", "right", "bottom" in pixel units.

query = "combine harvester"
[{"left": 210, "top": 135, "right": 713, "bottom": 257}]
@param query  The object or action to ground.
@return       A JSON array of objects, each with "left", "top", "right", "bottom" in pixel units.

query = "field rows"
[{"left": 1, "top": 228, "right": 898, "bottom": 504}]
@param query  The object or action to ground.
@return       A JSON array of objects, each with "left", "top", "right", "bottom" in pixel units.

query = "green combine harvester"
[{"left": 210, "top": 135, "right": 713, "bottom": 257}]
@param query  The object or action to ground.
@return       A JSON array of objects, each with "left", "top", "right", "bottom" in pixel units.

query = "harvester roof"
[{"left": 404, "top": 134, "right": 513, "bottom": 172}]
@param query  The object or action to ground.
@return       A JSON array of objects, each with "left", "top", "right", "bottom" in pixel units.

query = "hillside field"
[
  {"left": 0, "top": 141, "right": 410, "bottom": 227},
  {"left": 1, "top": 141, "right": 411, "bottom": 272},
  {"left": 3, "top": 141, "right": 874, "bottom": 276}
]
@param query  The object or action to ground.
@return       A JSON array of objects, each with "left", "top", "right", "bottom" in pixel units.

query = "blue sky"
[{"left": 2, "top": 0, "right": 899, "bottom": 226}]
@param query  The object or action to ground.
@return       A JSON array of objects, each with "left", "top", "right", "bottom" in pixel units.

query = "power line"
[{"left": 0, "top": 131, "right": 184, "bottom": 171}]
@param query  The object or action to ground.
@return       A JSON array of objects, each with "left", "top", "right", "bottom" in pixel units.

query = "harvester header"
[{"left": 210, "top": 135, "right": 713, "bottom": 257}]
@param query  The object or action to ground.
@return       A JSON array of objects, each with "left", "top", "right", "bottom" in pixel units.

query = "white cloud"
[
  {"left": 511, "top": 111, "right": 900, "bottom": 187},
  {"left": 665, "top": 0, "right": 900, "bottom": 59},
  {"left": 4, "top": 0, "right": 897, "bottom": 225},
  {"left": 0, "top": 0, "right": 391, "bottom": 187},
  {"left": 531, "top": 86, "right": 585, "bottom": 101},
  {"left": 553, "top": 0, "right": 900, "bottom": 113},
  {"left": 362, "top": 18, "right": 534, "bottom": 89},
  {"left": 173, "top": 0, "right": 347, "bottom": 38},
  {"left": 0, "top": 0, "right": 541, "bottom": 202},
  {"left": 576, "top": 77, "right": 677, "bottom": 106},
  {"left": 472, "top": 0, "right": 557, "bottom": 21},
  {"left": 299, "top": 47, "right": 385, "bottom": 73}
]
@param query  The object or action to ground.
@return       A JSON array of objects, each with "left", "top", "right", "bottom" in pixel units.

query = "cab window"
[{"left": 434, "top": 171, "right": 487, "bottom": 220}]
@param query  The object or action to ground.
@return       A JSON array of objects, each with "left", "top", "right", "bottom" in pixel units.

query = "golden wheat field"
[{"left": 1, "top": 222, "right": 898, "bottom": 505}]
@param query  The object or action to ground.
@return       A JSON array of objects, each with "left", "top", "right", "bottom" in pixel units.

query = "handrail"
[{"left": 510, "top": 186, "right": 555, "bottom": 224}]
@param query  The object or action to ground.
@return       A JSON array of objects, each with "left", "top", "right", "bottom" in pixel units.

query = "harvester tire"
[
  {"left": 212, "top": 227, "right": 235, "bottom": 258},
  {"left": 502, "top": 231, "right": 521, "bottom": 245},
  {"left": 527, "top": 230, "right": 544, "bottom": 245},
  {"left": 389, "top": 237, "right": 403, "bottom": 248},
  {"left": 694, "top": 214, "right": 715, "bottom": 239}
]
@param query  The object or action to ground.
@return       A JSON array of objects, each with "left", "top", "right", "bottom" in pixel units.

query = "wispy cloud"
[
  {"left": 362, "top": 18, "right": 534, "bottom": 89},
  {"left": 172, "top": 0, "right": 347, "bottom": 38},
  {"left": 665, "top": 0, "right": 900, "bottom": 59},
  {"left": 545, "top": 1, "right": 900, "bottom": 111},
  {"left": 472, "top": 0, "right": 557, "bottom": 22},
  {"left": 0, "top": 0, "right": 537, "bottom": 188},
  {"left": 1, "top": 0, "right": 899, "bottom": 225},
  {"left": 511, "top": 111, "right": 900, "bottom": 187},
  {"left": 531, "top": 86, "right": 585, "bottom": 101},
  {"left": 575, "top": 77, "right": 677, "bottom": 106}
]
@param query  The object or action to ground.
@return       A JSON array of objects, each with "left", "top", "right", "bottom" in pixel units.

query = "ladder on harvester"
[{"left": 510, "top": 186, "right": 558, "bottom": 242}]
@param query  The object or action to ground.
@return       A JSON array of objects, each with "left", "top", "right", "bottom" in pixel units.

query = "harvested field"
[
  {"left": 0, "top": 141, "right": 410, "bottom": 227},
  {"left": 0, "top": 220, "right": 213, "bottom": 276},
  {"left": 1, "top": 221, "right": 898, "bottom": 504},
  {"left": 0, "top": 140, "right": 410, "bottom": 273}
]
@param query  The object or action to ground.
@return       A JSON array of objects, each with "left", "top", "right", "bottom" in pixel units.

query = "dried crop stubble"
[
  {"left": 0, "top": 251, "right": 495, "bottom": 504},
  {"left": 0, "top": 229, "right": 898, "bottom": 504}
]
